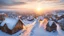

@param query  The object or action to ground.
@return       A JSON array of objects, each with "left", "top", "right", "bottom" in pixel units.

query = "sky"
[{"left": 0, "top": 0, "right": 64, "bottom": 12}]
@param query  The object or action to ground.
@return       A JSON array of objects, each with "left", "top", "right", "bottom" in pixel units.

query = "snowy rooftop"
[
  {"left": 48, "top": 20, "right": 54, "bottom": 26},
  {"left": 58, "top": 18, "right": 64, "bottom": 24},
  {"left": 38, "top": 16, "right": 44, "bottom": 20},
  {"left": 0, "top": 17, "right": 64, "bottom": 36},
  {"left": 1, "top": 17, "right": 19, "bottom": 30}
]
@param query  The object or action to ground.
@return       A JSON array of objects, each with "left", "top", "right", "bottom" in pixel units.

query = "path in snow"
[
  {"left": 0, "top": 30, "right": 22, "bottom": 36},
  {"left": 39, "top": 19, "right": 48, "bottom": 29},
  {"left": 30, "top": 19, "right": 64, "bottom": 36},
  {"left": 20, "top": 21, "right": 36, "bottom": 36},
  {"left": 56, "top": 24, "right": 64, "bottom": 36},
  {"left": 20, "top": 19, "right": 64, "bottom": 36}
]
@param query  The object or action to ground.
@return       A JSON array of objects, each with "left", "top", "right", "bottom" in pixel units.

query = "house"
[
  {"left": 0, "top": 17, "right": 24, "bottom": 34},
  {"left": 46, "top": 21, "right": 57, "bottom": 32},
  {"left": 0, "top": 13, "right": 7, "bottom": 29},
  {"left": 58, "top": 18, "right": 64, "bottom": 31},
  {"left": 27, "top": 15, "right": 34, "bottom": 21},
  {"left": 0, "top": 13, "right": 8, "bottom": 22},
  {"left": 60, "top": 15, "right": 64, "bottom": 19},
  {"left": 38, "top": 16, "right": 44, "bottom": 21},
  {"left": 0, "top": 14, "right": 5, "bottom": 23}
]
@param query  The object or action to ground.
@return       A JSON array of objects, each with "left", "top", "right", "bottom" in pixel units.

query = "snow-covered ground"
[
  {"left": 22, "top": 19, "right": 35, "bottom": 26},
  {"left": 20, "top": 19, "right": 64, "bottom": 36},
  {"left": 0, "top": 18, "right": 64, "bottom": 36},
  {"left": 0, "top": 30, "right": 23, "bottom": 36},
  {"left": 29, "top": 22, "right": 64, "bottom": 36}
]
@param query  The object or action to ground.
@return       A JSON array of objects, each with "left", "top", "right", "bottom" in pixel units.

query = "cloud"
[
  {"left": 0, "top": 0, "right": 26, "bottom": 5},
  {"left": 0, "top": 0, "right": 13, "bottom": 5},
  {"left": 0, "top": 0, "right": 64, "bottom": 11},
  {"left": 0, "top": 0, "right": 64, "bottom": 5}
]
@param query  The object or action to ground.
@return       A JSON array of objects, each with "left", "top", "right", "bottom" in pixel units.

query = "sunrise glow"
[{"left": 36, "top": 7, "right": 42, "bottom": 12}]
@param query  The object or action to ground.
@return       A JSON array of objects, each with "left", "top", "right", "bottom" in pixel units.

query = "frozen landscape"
[
  {"left": 0, "top": 11, "right": 64, "bottom": 36},
  {"left": 0, "top": 0, "right": 64, "bottom": 36},
  {"left": 0, "top": 18, "right": 64, "bottom": 36}
]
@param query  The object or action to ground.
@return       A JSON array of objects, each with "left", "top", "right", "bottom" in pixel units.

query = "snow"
[
  {"left": 38, "top": 16, "right": 44, "bottom": 21},
  {"left": 52, "top": 15, "right": 56, "bottom": 19},
  {"left": 20, "top": 20, "right": 36, "bottom": 36},
  {"left": 56, "top": 24, "right": 64, "bottom": 36},
  {"left": 0, "top": 30, "right": 25, "bottom": 36},
  {"left": 0, "top": 17, "right": 64, "bottom": 36},
  {"left": 1, "top": 17, "right": 18, "bottom": 30},
  {"left": 22, "top": 18, "right": 64, "bottom": 36},
  {"left": 57, "top": 14, "right": 62, "bottom": 17},
  {"left": 57, "top": 13, "right": 64, "bottom": 17},
  {"left": 48, "top": 20, "right": 54, "bottom": 26},
  {"left": 52, "top": 12, "right": 57, "bottom": 15},
  {"left": 29, "top": 19, "right": 64, "bottom": 36},
  {"left": 22, "top": 19, "right": 35, "bottom": 26},
  {"left": 27, "top": 16, "right": 34, "bottom": 21},
  {"left": 29, "top": 20, "right": 57, "bottom": 36},
  {"left": 39, "top": 18, "right": 48, "bottom": 29},
  {"left": 0, "top": 21, "right": 2, "bottom": 23},
  {"left": 58, "top": 18, "right": 64, "bottom": 24}
]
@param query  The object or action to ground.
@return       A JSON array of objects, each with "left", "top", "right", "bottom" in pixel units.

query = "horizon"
[{"left": 0, "top": 0, "right": 64, "bottom": 12}]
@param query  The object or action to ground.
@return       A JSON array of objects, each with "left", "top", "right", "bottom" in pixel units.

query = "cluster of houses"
[
  {"left": 0, "top": 12, "right": 64, "bottom": 35},
  {"left": 0, "top": 13, "right": 24, "bottom": 34},
  {"left": 44, "top": 13, "right": 64, "bottom": 32},
  {"left": 38, "top": 12, "right": 64, "bottom": 32}
]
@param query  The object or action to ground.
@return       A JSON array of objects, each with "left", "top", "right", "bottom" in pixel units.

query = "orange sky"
[{"left": 0, "top": 0, "right": 64, "bottom": 13}]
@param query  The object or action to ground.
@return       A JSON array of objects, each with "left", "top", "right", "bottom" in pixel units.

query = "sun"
[
  {"left": 36, "top": 7, "right": 42, "bottom": 12},
  {"left": 35, "top": 7, "right": 43, "bottom": 15}
]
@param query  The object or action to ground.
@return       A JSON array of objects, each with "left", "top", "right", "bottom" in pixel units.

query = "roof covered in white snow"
[
  {"left": 1, "top": 17, "right": 22, "bottom": 30},
  {"left": 58, "top": 18, "right": 64, "bottom": 24},
  {"left": 38, "top": 16, "right": 44, "bottom": 20},
  {"left": 48, "top": 20, "right": 54, "bottom": 26}
]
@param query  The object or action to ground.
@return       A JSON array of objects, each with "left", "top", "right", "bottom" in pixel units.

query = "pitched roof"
[
  {"left": 58, "top": 18, "right": 64, "bottom": 24},
  {"left": 1, "top": 17, "right": 23, "bottom": 30},
  {"left": 48, "top": 20, "right": 54, "bottom": 26}
]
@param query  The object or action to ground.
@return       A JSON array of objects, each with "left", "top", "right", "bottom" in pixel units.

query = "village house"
[
  {"left": 43, "top": 17, "right": 57, "bottom": 32},
  {"left": 0, "top": 13, "right": 8, "bottom": 29},
  {"left": 58, "top": 18, "right": 64, "bottom": 31},
  {"left": 0, "top": 14, "right": 5, "bottom": 24},
  {"left": 0, "top": 17, "right": 24, "bottom": 34},
  {"left": 27, "top": 15, "right": 34, "bottom": 21},
  {"left": 46, "top": 20, "right": 57, "bottom": 32}
]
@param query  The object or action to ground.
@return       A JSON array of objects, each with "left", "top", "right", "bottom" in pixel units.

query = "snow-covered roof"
[
  {"left": 55, "top": 12, "right": 64, "bottom": 17},
  {"left": 0, "top": 21, "right": 2, "bottom": 23},
  {"left": 34, "top": 18, "right": 40, "bottom": 26},
  {"left": 57, "top": 14, "right": 62, "bottom": 17},
  {"left": 1, "top": 17, "right": 20, "bottom": 30},
  {"left": 38, "top": 16, "right": 44, "bottom": 20},
  {"left": 48, "top": 20, "right": 54, "bottom": 26},
  {"left": 52, "top": 16, "right": 56, "bottom": 19},
  {"left": 52, "top": 12, "right": 57, "bottom": 15},
  {"left": 58, "top": 18, "right": 64, "bottom": 24},
  {"left": 27, "top": 16, "right": 34, "bottom": 20}
]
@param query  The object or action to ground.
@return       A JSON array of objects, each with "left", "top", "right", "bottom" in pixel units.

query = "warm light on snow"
[{"left": 39, "top": 19, "right": 48, "bottom": 29}]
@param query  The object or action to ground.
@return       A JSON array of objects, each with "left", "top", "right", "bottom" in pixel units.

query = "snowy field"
[
  {"left": 0, "top": 18, "right": 64, "bottom": 36},
  {"left": 0, "top": 11, "right": 64, "bottom": 36}
]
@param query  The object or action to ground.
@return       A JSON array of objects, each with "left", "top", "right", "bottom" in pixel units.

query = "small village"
[{"left": 0, "top": 11, "right": 64, "bottom": 36}]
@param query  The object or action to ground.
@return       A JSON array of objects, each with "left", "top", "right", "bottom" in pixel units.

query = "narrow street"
[{"left": 20, "top": 21, "right": 36, "bottom": 36}]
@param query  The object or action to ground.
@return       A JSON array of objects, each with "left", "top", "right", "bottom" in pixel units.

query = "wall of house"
[
  {"left": 0, "top": 15, "right": 5, "bottom": 21},
  {"left": 1, "top": 24, "right": 12, "bottom": 34},
  {"left": 46, "top": 22, "right": 57, "bottom": 32},
  {"left": 1, "top": 20, "right": 23, "bottom": 34},
  {"left": 1, "top": 24, "right": 8, "bottom": 32},
  {"left": 12, "top": 20, "right": 23, "bottom": 34}
]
